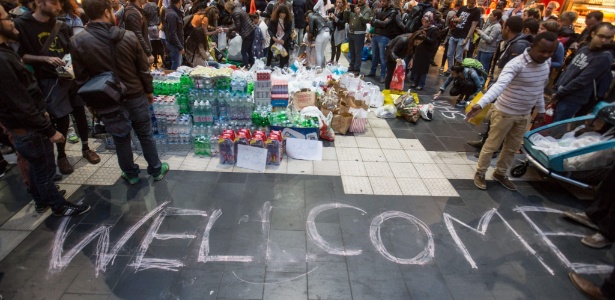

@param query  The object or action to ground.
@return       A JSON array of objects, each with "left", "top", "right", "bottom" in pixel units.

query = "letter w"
[
  {"left": 49, "top": 201, "right": 169, "bottom": 276},
  {"left": 444, "top": 208, "right": 554, "bottom": 275}
]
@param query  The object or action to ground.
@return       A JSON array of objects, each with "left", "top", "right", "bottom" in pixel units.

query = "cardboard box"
[{"left": 270, "top": 126, "right": 319, "bottom": 140}]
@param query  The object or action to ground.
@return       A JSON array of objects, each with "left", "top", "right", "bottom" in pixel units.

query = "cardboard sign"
[
  {"left": 236, "top": 144, "right": 268, "bottom": 172},
  {"left": 286, "top": 138, "right": 322, "bottom": 161},
  {"left": 293, "top": 91, "right": 316, "bottom": 110}
]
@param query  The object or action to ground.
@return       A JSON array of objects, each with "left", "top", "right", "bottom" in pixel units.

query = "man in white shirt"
[{"left": 466, "top": 31, "right": 558, "bottom": 191}]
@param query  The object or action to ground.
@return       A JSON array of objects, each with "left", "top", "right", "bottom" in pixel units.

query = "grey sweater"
[{"left": 477, "top": 21, "right": 501, "bottom": 53}]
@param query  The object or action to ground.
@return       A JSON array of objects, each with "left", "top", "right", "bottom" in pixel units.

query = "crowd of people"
[{"left": 1, "top": 0, "right": 615, "bottom": 296}]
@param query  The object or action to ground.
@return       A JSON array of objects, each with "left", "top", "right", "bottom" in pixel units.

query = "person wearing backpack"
[
  {"left": 119, "top": 0, "right": 154, "bottom": 64},
  {"left": 474, "top": 9, "right": 502, "bottom": 73},
  {"left": 163, "top": 0, "right": 184, "bottom": 70},
  {"left": 434, "top": 62, "right": 484, "bottom": 108}
]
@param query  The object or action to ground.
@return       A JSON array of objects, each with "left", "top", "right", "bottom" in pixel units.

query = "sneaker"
[
  {"left": 455, "top": 101, "right": 467, "bottom": 108},
  {"left": 53, "top": 174, "right": 63, "bottom": 181},
  {"left": 438, "top": 67, "right": 444, "bottom": 72},
  {"left": 365, "top": 73, "right": 376, "bottom": 78},
  {"left": 474, "top": 173, "right": 487, "bottom": 190},
  {"left": 492, "top": 172, "right": 517, "bottom": 191},
  {"left": 467, "top": 140, "right": 484, "bottom": 148},
  {"left": 439, "top": 71, "right": 450, "bottom": 77},
  {"left": 67, "top": 128, "right": 79, "bottom": 144},
  {"left": 153, "top": 162, "right": 169, "bottom": 181},
  {"left": 82, "top": 149, "right": 101, "bottom": 164},
  {"left": 563, "top": 211, "right": 599, "bottom": 231},
  {"left": 416, "top": 86, "right": 423, "bottom": 91},
  {"left": 0, "top": 160, "right": 9, "bottom": 178},
  {"left": 379, "top": 78, "right": 385, "bottom": 83},
  {"left": 57, "top": 157, "right": 74, "bottom": 175},
  {"left": 121, "top": 172, "right": 140, "bottom": 185},
  {"left": 52, "top": 202, "right": 91, "bottom": 217},
  {"left": 581, "top": 232, "right": 612, "bottom": 249},
  {"left": 35, "top": 203, "right": 49, "bottom": 213},
  {"left": 0, "top": 145, "right": 14, "bottom": 155}
]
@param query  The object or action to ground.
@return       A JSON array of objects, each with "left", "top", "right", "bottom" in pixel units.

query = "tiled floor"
[{"left": 0, "top": 47, "right": 606, "bottom": 300}]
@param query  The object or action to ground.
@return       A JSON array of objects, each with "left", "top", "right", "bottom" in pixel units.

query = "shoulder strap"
[
  {"left": 84, "top": 27, "right": 120, "bottom": 76},
  {"left": 40, "top": 20, "right": 63, "bottom": 55}
]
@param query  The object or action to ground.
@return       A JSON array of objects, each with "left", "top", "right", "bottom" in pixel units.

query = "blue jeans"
[
  {"left": 553, "top": 100, "right": 584, "bottom": 122},
  {"left": 348, "top": 33, "right": 365, "bottom": 71},
  {"left": 12, "top": 131, "right": 65, "bottom": 209},
  {"left": 370, "top": 35, "right": 389, "bottom": 78},
  {"left": 166, "top": 42, "right": 183, "bottom": 70},
  {"left": 475, "top": 51, "right": 494, "bottom": 74},
  {"left": 447, "top": 37, "right": 465, "bottom": 70},
  {"left": 101, "top": 95, "right": 162, "bottom": 177}
]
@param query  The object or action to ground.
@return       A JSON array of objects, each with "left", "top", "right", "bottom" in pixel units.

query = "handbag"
[{"left": 77, "top": 28, "right": 127, "bottom": 112}]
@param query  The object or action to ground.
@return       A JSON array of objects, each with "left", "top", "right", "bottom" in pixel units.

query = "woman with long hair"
[
  {"left": 384, "top": 31, "right": 426, "bottom": 90},
  {"left": 185, "top": 26, "right": 216, "bottom": 66},
  {"left": 60, "top": 0, "right": 83, "bottom": 28},
  {"left": 267, "top": 6, "right": 293, "bottom": 67},
  {"left": 225, "top": 0, "right": 258, "bottom": 67},
  {"left": 410, "top": 12, "right": 439, "bottom": 90},
  {"left": 327, "top": 0, "right": 349, "bottom": 64},
  {"left": 475, "top": 9, "right": 502, "bottom": 73}
]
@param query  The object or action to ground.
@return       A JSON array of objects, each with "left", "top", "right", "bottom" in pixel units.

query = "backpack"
[
  {"left": 404, "top": 4, "right": 432, "bottom": 33},
  {"left": 462, "top": 58, "right": 488, "bottom": 79},
  {"left": 183, "top": 14, "right": 195, "bottom": 44}
]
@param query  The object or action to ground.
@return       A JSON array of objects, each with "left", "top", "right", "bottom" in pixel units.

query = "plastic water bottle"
[
  {"left": 219, "top": 96, "right": 228, "bottom": 123},
  {"left": 204, "top": 100, "right": 214, "bottom": 126}
]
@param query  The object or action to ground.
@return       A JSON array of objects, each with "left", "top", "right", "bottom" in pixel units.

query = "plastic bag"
[
  {"left": 464, "top": 92, "right": 491, "bottom": 126},
  {"left": 376, "top": 104, "right": 397, "bottom": 119},
  {"left": 227, "top": 35, "right": 242, "bottom": 61},
  {"left": 319, "top": 111, "right": 335, "bottom": 141},
  {"left": 401, "top": 103, "right": 420, "bottom": 123},
  {"left": 217, "top": 31, "right": 227, "bottom": 50},
  {"left": 341, "top": 42, "right": 349, "bottom": 52},
  {"left": 418, "top": 104, "right": 434, "bottom": 121},
  {"left": 390, "top": 60, "right": 406, "bottom": 91},
  {"left": 271, "top": 43, "right": 288, "bottom": 57}
]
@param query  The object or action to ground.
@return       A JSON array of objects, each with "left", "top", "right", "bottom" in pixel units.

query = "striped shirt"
[{"left": 477, "top": 49, "right": 549, "bottom": 115}]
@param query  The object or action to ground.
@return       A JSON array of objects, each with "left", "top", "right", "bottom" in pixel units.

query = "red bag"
[
  {"left": 390, "top": 60, "right": 405, "bottom": 91},
  {"left": 531, "top": 101, "right": 556, "bottom": 130}
]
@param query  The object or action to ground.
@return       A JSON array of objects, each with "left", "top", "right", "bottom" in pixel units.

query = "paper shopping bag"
[{"left": 331, "top": 112, "right": 353, "bottom": 134}]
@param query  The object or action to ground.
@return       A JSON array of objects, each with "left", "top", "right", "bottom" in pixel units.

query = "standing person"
[
  {"left": 475, "top": 9, "right": 502, "bottom": 72},
  {"left": 502, "top": 0, "right": 524, "bottom": 21},
  {"left": 225, "top": 0, "right": 257, "bottom": 67},
  {"left": 556, "top": 11, "right": 577, "bottom": 53},
  {"left": 163, "top": 0, "right": 184, "bottom": 70},
  {"left": 144, "top": 0, "right": 163, "bottom": 67},
  {"left": 522, "top": 7, "right": 540, "bottom": 20},
  {"left": 444, "top": 0, "right": 479, "bottom": 76},
  {"left": 267, "top": 6, "right": 292, "bottom": 67},
  {"left": 367, "top": 0, "right": 402, "bottom": 83},
  {"left": 410, "top": 12, "right": 438, "bottom": 90},
  {"left": 0, "top": 0, "right": 91, "bottom": 216},
  {"left": 347, "top": 0, "right": 371, "bottom": 76},
  {"left": 119, "top": 0, "right": 154, "bottom": 65},
  {"left": 250, "top": 14, "right": 264, "bottom": 60},
  {"left": 542, "top": 0, "right": 558, "bottom": 21},
  {"left": 493, "top": 16, "right": 531, "bottom": 79},
  {"left": 439, "top": 1, "right": 458, "bottom": 74},
  {"left": 327, "top": 0, "right": 348, "bottom": 65},
  {"left": 569, "top": 11, "right": 603, "bottom": 54},
  {"left": 71, "top": 0, "right": 169, "bottom": 184},
  {"left": 306, "top": 10, "right": 330, "bottom": 68},
  {"left": 466, "top": 32, "right": 557, "bottom": 191},
  {"left": 14, "top": 0, "right": 77, "bottom": 175},
  {"left": 293, "top": 0, "right": 307, "bottom": 46},
  {"left": 552, "top": 22, "right": 615, "bottom": 122},
  {"left": 384, "top": 31, "right": 425, "bottom": 89}
]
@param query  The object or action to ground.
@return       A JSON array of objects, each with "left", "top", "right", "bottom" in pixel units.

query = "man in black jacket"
[
  {"left": 163, "top": 0, "right": 183, "bottom": 70},
  {"left": 367, "top": 0, "right": 403, "bottom": 83},
  {"left": 119, "top": 0, "right": 154, "bottom": 64},
  {"left": 0, "top": 0, "right": 90, "bottom": 217},
  {"left": 71, "top": 0, "right": 169, "bottom": 184}
]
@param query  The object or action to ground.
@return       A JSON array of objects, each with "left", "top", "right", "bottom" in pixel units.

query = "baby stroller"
[{"left": 512, "top": 102, "right": 615, "bottom": 190}]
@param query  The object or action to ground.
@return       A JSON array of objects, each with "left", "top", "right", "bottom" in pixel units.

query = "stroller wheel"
[{"left": 511, "top": 164, "right": 527, "bottom": 178}]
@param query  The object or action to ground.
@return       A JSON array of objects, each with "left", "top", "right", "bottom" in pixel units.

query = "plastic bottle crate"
[
  {"left": 254, "top": 90, "right": 271, "bottom": 99},
  {"left": 254, "top": 98, "right": 271, "bottom": 106},
  {"left": 254, "top": 80, "right": 271, "bottom": 90}
]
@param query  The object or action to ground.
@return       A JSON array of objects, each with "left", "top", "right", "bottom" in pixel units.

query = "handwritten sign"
[
  {"left": 236, "top": 144, "right": 268, "bottom": 172},
  {"left": 285, "top": 138, "right": 322, "bottom": 161},
  {"left": 293, "top": 91, "right": 316, "bottom": 110}
]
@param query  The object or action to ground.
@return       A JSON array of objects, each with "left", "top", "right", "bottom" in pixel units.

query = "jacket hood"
[
  {"left": 417, "top": 2, "right": 433, "bottom": 10},
  {"left": 510, "top": 33, "right": 533, "bottom": 44},
  {"left": 87, "top": 22, "right": 126, "bottom": 42}
]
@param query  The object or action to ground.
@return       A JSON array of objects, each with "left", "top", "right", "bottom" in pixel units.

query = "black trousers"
[
  {"left": 384, "top": 60, "right": 397, "bottom": 90},
  {"left": 586, "top": 164, "right": 615, "bottom": 241}
]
